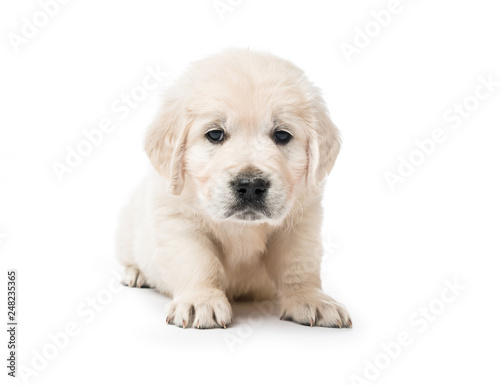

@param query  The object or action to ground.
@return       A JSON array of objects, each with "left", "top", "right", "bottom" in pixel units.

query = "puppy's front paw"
[
  {"left": 165, "top": 289, "right": 232, "bottom": 329},
  {"left": 280, "top": 289, "right": 351, "bottom": 328}
]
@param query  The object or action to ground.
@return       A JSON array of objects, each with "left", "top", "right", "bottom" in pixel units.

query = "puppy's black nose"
[{"left": 234, "top": 177, "right": 269, "bottom": 201}]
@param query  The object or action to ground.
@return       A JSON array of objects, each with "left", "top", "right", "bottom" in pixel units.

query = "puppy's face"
[
  {"left": 185, "top": 113, "right": 308, "bottom": 224},
  {"left": 145, "top": 50, "right": 341, "bottom": 225}
]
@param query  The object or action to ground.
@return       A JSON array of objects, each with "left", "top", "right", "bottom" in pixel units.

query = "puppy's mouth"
[
  {"left": 225, "top": 200, "right": 272, "bottom": 220},
  {"left": 219, "top": 199, "right": 287, "bottom": 224}
]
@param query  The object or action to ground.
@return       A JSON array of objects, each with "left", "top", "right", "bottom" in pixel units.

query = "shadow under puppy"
[{"left": 116, "top": 48, "right": 351, "bottom": 329}]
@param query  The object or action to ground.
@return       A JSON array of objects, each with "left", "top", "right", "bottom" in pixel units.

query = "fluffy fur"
[{"left": 116, "top": 49, "right": 351, "bottom": 329}]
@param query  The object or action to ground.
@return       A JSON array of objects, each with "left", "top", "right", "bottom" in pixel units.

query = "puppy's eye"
[
  {"left": 206, "top": 129, "right": 225, "bottom": 143},
  {"left": 274, "top": 130, "right": 292, "bottom": 145}
]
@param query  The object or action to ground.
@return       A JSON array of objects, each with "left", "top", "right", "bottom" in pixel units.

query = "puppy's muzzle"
[{"left": 227, "top": 173, "right": 272, "bottom": 220}]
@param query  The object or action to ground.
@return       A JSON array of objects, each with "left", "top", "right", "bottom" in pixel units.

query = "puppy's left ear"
[
  {"left": 307, "top": 94, "right": 342, "bottom": 190},
  {"left": 144, "top": 92, "right": 190, "bottom": 195}
]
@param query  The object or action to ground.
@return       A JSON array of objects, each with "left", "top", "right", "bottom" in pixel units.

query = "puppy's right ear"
[
  {"left": 144, "top": 92, "right": 189, "bottom": 195},
  {"left": 306, "top": 93, "right": 341, "bottom": 192}
]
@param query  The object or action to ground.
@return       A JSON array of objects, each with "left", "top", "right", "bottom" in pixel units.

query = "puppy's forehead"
[{"left": 183, "top": 51, "right": 315, "bottom": 129}]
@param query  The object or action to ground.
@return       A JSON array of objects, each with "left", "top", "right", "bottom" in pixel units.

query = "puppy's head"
[{"left": 145, "top": 49, "right": 340, "bottom": 225}]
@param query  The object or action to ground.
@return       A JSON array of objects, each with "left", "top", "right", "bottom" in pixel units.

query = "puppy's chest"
[{"left": 214, "top": 227, "right": 269, "bottom": 269}]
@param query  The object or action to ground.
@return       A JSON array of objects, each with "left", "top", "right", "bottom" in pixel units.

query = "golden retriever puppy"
[{"left": 116, "top": 49, "right": 351, "bottom": 329}]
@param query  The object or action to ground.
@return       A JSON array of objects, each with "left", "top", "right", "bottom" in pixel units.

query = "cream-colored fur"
[{"left": 116, "top": 49, "right": 351, "bottom": 329}]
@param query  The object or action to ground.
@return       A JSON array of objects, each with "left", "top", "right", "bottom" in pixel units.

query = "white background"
[{"left": 1, "top": 0, "right": 499, "bottom": 384}]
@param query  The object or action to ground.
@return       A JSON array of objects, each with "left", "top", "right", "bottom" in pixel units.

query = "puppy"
[{"left": 116, "top": 49, "right": 351, "bottom": 329}]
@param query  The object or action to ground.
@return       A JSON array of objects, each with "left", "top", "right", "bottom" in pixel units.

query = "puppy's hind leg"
[
  {"left": 116, "top": 194, "right": 150, "bottom": 288},
  {"left": 121, "top": 265, "right": 150, "bottom": 288}
]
